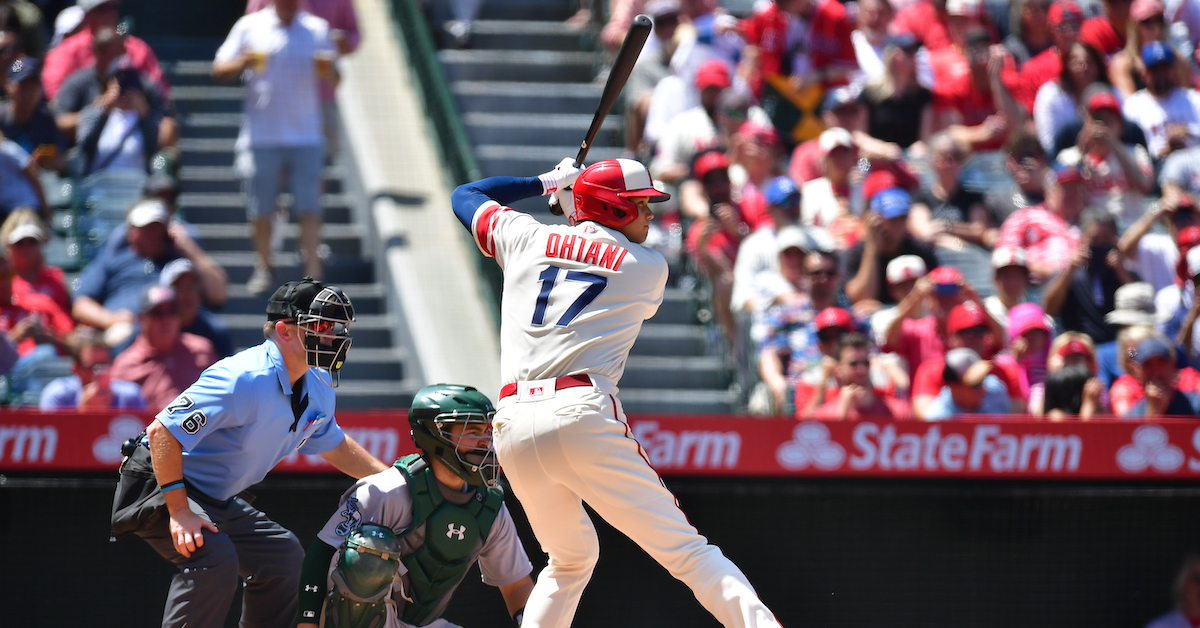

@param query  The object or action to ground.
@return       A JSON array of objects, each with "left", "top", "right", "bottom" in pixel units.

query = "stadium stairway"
[
  {"left": 150, "top": 37, "right": 417, "bottom": 410},
  {"left": 437, "top": 1, "right": 738, "bottom": 413}
]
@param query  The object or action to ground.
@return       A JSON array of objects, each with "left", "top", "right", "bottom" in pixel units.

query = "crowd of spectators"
[
  {"left": 607, "top": 0, "right": 1200, "bottom": 419},
  {"left": 0, "top": 0, "right": 359, "bottom": 410}
]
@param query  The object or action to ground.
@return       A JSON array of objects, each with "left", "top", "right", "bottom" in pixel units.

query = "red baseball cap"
[
  {"left": 1178, "top": 226, "right": 1200, "bottom": 250},
  {"left": 692, "top": 150, "right": 730, "bottom": 181},
  {"left": 1048, "top": 1, "right": 1083, "bottom": 28},
  {"left": 694, "top": 59, "right": 732, "bottom": 91},
  {"left": 1085, "top": 91, "right": 1122, "bottom": 114},
  {"left": 947, "top": 302, "right": 988, "bottom": 335},
  {"left": 737, "top": 120, "right": 781, "bottom": 146},
  {"left": 929, "top": 266, "right": 963, "bottom": 285},
  {"left": 863, "top": 170, "right": 898, "bottom": 203},
  {"left": 815, "top": 307, "right": 853, "bottom": 332},
  {"left": 1056, "top": 338, "right": 1094, "bottom": 359}
]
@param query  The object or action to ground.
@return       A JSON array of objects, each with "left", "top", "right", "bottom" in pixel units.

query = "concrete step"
[
  {"left": 466, "top": 20, "right": 588, "bottom": 51},
  {"left": 180, "top": 112, "right": 241, "bottom": 139},
  {"left": 192, "top": 222, "right": 364, "bottom": 254},
  {"left": 475, "top": 144, "right": 623, "bottom": 178},
  {"left": 452, "top": 81, "right": 605, "bottom": 115},
  {"left": 630, "top": 323, "right": 708, "bottom": 357},
  {"left": 178, "top": 192, "right": 353, "bottom": 224},
  {"left": 616, "top": 387, "right": 738, "bottom": 414},
  {"left": 207, "top": 252, "right": 374, "bottom": 284},
  {"left": 143, "top": 37, "right": 222, "bottom": 62},
  {"left": 221, "top": 282, "right": 386, "bottom": 316},
  {"left": 646, "top": 288, "right": 698, "bottom": 326},
  {"left": 439, "top": 49, "right": 596, "bottom": 83},
  {"left": 463, "top": 112, "right": 621, "bottom": 147},
  {"left": 178, "top": 165, "right": 345, "bottom": 195},
  {"left": 163, "top": 60, "right": 218, "bottom": 86},
  {"left": 335, "top": 347, "right": 407, "bottom": 381},
  {"left": 477, "top": 1, "right": 574, "bottom": 21},
  {"left": 334, "top": 382, "right": 417, "bottom": 410},
  {"left": 225, "top": 312, "right": 392, "bottom": 348},
  {"left": 172, "top": 85, "right": 245, "bottom": 113},
  {"left": 621, "top": 356, "right": 728, "bottom": 390}
]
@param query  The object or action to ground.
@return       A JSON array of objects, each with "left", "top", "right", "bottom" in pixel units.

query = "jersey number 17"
[{"left": 532, "top": 265, "right": 607, "bottom": 327}]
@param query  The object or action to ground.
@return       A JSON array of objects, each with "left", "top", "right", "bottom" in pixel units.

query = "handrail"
[{"left": 386, "top": 0, "right": 502, "bottom": 326}]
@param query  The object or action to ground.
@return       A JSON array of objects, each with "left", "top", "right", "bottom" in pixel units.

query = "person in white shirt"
[
  {"left": 213, "top": 0, "right": 339, "bottom": 294},
  {"left": 1121, "top": 41, "right": 1200, "bottom": 159}
]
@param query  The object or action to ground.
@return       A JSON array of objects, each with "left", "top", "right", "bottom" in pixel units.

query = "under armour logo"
[
  {"left": 303, "top": 611, "right": 315, "bottom": 618},
  {"left": 447, "top": 523, "right": 466, "bottom": 540},
  {"left": 304, "top": 585, "right": 319, "bottom": 592},
  {"left": 370, "top": 529, "right": 386, "bottom": 538}
]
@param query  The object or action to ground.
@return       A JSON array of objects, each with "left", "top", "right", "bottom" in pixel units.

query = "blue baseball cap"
[
  {"left": 1142, "top": 41, "right": 1176, "bottom": 68},
  {"left": 8, "top": 57, "right": 38, "bottom": 83},
  {"left": 870, "top": 187, "right": 912, "bottom": 219},
  {"left": 885, "top": 33, "right": 920, "bottom": 53},
  {"left": 764, "top": 176, "right": 799, "bottom": 208},
  {"left": 1134, "top": 337, "right": 1175, "bottom": 364}
]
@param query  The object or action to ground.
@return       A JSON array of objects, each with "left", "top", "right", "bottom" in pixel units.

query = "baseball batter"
[
  {"left": 297, "top": 384, "right": 535, "bottom": 628},
  {"left": 110, "top": 278, "right": 390, "bottom": 628},
  {"left": 451, "top": 158, "right": 782, "bottom": 628}
]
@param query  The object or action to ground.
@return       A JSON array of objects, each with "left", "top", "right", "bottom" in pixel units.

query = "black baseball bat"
[{"left": 549, "top": 14, "right": 653, "bottom": 216}]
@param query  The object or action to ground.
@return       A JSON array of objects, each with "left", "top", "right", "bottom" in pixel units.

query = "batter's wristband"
[{"left": 161, "top": 480, "right": 186, "bottom": 493}]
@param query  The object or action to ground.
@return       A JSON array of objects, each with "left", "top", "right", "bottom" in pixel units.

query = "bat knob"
[{"left": 548, "top": 193, "right": 565, "bottom": 216}]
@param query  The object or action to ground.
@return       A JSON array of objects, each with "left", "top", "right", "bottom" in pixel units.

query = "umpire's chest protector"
[{"left": 393, "top": 454, "right": 503, "bottom": 626}]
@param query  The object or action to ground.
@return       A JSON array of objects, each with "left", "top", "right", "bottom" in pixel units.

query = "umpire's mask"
[{"left": 297, "top": 286, "right": 355, "bottom": 387}]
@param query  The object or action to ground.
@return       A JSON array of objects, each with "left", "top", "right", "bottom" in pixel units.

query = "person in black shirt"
[
  {"left": 842, "top": 187, "right": 939, "bottom": 306},
  {"left": 0, "top": 57, "right": 67, "bottom": 173},
  {"left": 1042, "top": 210, "right": 1137, "bottom": 344},
  {"left": 860, "top": 33, "right": 934, "bottom": 150},
  {"left": 909, "top": 132, "right": 997, "bottom": 249}
]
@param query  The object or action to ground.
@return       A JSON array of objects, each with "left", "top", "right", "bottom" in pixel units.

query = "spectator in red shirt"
[
  {"left": 686, "top": 150, "right": 751, "bottom": 346},
  {"left": 996, "top": 163, "right": 1086, "bottom": 281},
  {"left": 930, "top": 26, "right": 1026, "bottom": 151},
  {"left": 1015, "top": 0, "right": 1084, "bottom": 111},
  {"left": 813, "top": 332, "right": 914, "bottom": 419},
  {"left": 110, "top": 285, "right": 218, "bottom": 412},
  {"left": 893, "top": 0, "right": 954, "bottom": 53},
  {"left": 743, "top": 0, "right": 858, "bottom": 98},
  {"left": 884, "top": 266, "right": 1005, "bottom": 381},
  {"left": 1080, "top": 0, "right": 1131, "bottom": 57},
  {"left": 728, "top": 120, "right": 783, "bottom": 230},
  {"left": 909, "top": 299, "right": 1018, "bottom": 418},
  {"left": 42, "top": 0, "right": 170, "bottom": 105},
  {"left": 0, "top": 246, "right": 74, "bottom": 359},
  {"left": 1124, "top": 336, "right": 1200, "bottom": 416},
  {"left": 1, "top": 211, "right": 69, "bottom": 314}
]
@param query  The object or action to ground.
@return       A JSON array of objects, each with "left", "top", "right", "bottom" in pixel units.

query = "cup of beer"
[
  {"left": 33, "top": 144, "right": 56, "bottom": 160},
  {"left": 247, "top": 50, "right": 268, "bottom": 73},
  {"left": 314, "top": 50, "right": 336, "bottom": 78}
]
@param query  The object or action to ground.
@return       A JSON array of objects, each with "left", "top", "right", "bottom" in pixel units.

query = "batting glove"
[{"left": 539, "top": 157, "right": 582, "bottom": 195}]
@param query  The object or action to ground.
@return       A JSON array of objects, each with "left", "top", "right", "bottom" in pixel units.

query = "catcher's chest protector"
[{"left": 393, "top": 454, "right": 503, "bottom": 626}]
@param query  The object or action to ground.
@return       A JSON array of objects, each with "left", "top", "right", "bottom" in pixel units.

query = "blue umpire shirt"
[{"left": 150, "top": 339, "right": 345, "bottom": 501}]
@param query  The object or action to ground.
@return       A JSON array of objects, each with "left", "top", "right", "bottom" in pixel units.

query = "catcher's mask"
[
  {"left": 267, "top": 277, "right": 356, "bottom": 387},
  {"left": 408, "top": 384, "right": 499, "bottom": 488}
]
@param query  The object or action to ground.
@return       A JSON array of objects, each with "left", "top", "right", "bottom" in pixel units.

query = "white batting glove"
[{"left": 539, "top": 157, "right": 582, "bottom": 195}]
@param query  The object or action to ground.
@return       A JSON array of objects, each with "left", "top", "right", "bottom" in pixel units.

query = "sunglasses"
[
  {"left": 146, "top": 306, "right": 177, "bottom": 318},
  {"left": 818, "top": 328, "right": 847, "bottom": 343},
  {"left": 807, "top": 269, "right": 837, "bottom": 278},
  {"left": 844, "top": 359, "right": 870, "bottom": 368}
]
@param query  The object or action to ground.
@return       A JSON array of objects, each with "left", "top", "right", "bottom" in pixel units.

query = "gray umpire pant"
[{"left": 137, "top": 493, "right": 303, "bottom": 628}]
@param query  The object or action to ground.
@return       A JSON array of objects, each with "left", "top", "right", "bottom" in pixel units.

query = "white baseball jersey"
[
  {"left": 1122, "top": 88, "right": 1200, "bottom": 158},
  {"left": 470, "top": 202, "right": 669, "bottom": 389}
]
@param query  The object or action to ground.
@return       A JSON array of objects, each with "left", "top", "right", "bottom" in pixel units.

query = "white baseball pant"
[{"left": 493, "top": 381, "right": 781, "bottom": 628}]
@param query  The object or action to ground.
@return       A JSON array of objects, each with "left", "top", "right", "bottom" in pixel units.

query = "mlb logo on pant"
[{"left": 528, "top": 386, "right": 544, "bottom": 397}]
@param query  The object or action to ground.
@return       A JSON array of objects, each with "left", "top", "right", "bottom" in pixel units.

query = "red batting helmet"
[{"left": 570, "top": 159, "right": 671, "bottom": 229}]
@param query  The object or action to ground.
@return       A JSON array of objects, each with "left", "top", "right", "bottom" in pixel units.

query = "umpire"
[{"left": 111, "top": 277, "right": 390, "bottom": 628}]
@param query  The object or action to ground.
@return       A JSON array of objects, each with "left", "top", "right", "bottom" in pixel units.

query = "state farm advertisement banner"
[{"left": 2, "top": 410, "right": 1200, "bottom": 480}]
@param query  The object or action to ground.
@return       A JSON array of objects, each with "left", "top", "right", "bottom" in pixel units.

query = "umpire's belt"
[{"left": 499, "top": 374, "right": 592, "bottom": 400}]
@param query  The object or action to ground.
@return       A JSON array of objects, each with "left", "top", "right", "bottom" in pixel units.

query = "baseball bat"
[{"left": 549, "top": 14, "right": 653, "bottom": 216}]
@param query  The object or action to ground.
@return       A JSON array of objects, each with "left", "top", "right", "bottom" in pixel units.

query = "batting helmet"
[
  {"left": 408, "top": 384, "right": 499, "bottom": 488},
  {"left": 267, "top": 277, "right": 356, "bottom": 386},
  {"left": 570, "top": 158, "right": 670, "bottom": 229}
]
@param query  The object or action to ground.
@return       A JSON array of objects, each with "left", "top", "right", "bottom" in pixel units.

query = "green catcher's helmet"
[{"left": 408, "top": 384, "right": 498, "bottom": 488}]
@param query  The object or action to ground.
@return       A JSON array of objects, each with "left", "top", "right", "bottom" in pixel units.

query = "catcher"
[{"left": 298, "top": 384, "right": 535, "bottom": 628}]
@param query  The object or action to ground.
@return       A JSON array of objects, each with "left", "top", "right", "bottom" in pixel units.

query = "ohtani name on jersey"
[{"left": 545, "top": 234, "right": 629, "bottom": 271}]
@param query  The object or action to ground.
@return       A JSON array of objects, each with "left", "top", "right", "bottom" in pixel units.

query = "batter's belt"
[{"left": 499, "top": 374, "right": 592, "bottom": 400}]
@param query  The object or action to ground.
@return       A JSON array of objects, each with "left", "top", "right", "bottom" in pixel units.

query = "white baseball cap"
[
  {"left": 946, "top": 0, "right": 983, "bottom": 16},
  {"left": 127, "top": 199, "right": 170, "bottom": 227},
  {"left": 991, "top": 246, "right": 1028, "bottom": 270},
  {"left": 1188, "top": 246, "right": 1200, "bottom": 278},
  {"left": 159, "top": 258, "right": 196, "bottom": 287},
  {"left": 7, "top": 222, "right": 46, "bottom": 245},
  {"left": 776, "top": 225, "right": 814, "bottom": 254},
  {"left": 886, "top": 255, "right": 927, "bottom": 285},
  {"left": 818, "top": 127, "right": 854, "bottom": 156}
]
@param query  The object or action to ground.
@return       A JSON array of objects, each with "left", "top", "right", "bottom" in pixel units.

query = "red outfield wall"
[{"left": 3, "top": 410, "right": 1200, "bottom": 480}]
